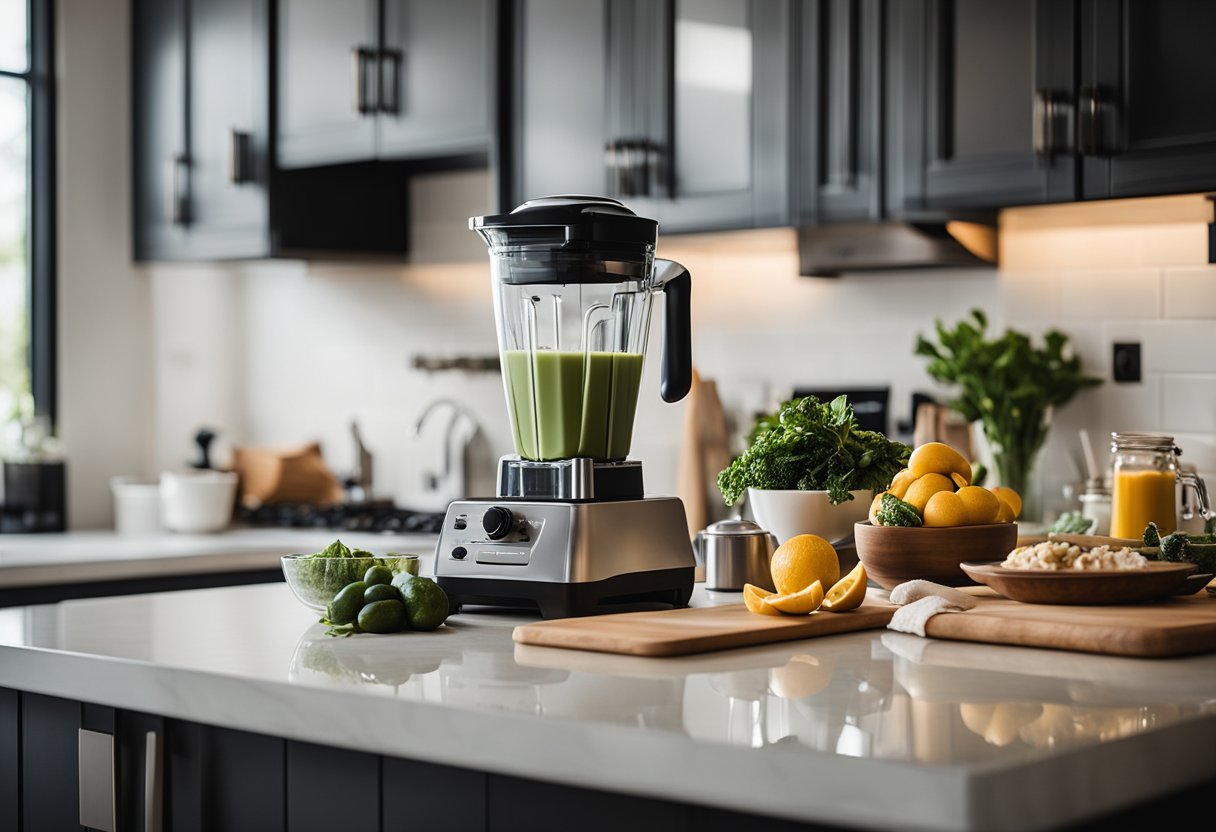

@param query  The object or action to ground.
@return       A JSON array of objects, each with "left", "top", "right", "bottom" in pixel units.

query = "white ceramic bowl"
[
  {"left": 747, "top": 488, "right": 872, "bottom": 545},
  {"left": 160, "top": 470, "right": 238, "bottom": 533}
]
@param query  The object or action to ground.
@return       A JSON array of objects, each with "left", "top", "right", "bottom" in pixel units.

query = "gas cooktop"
[{"left": 236, "top": 502, "right": 445, "bottom": 535}]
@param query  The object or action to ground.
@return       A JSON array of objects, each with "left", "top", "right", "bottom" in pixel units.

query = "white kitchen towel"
[{"left": 887, "top": 580, "right": 978, "bottom": 637}]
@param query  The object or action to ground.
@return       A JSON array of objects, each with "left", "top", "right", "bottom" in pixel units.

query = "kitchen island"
[{"left": 1, "top": 575, "right": 1213, "bottom": 831}]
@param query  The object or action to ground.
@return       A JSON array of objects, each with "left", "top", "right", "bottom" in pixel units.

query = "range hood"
[{"left": 798, "top": 217, "right": 998, "bottom": 277}]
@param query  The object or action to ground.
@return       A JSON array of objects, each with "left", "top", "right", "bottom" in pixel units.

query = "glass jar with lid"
[{"left": 1109, "top": 433, "right": 1210, "bottom": 539}]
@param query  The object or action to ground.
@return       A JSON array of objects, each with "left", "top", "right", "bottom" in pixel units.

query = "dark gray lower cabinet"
[
  {"left": 487, "top": 775, "right": 690, "bottom": 832},
  {"left": 383, "top": 757, "right": 486, "bottom": 831},
  {"left": 0, "top": 689, "right": 18, "bottom": 831},
  {"left": 287, "top": 741, "right": 379, "bottom": 832}
]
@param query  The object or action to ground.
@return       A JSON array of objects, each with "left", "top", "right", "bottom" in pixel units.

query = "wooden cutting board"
[
  {"left": 923, "top": 588, "right": 1216, "bottom": 658},
  {"left": 511, "top": 601, "right": 897, "bottom": 657}
]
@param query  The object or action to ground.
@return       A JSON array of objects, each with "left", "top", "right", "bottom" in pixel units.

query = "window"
[{"left": 0, "top": 0, "right": 53, "bottom": 424}]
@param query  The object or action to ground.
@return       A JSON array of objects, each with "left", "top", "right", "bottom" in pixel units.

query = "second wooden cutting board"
[{"left": 512, "top": 601, "right": 896, "bottom": 657}]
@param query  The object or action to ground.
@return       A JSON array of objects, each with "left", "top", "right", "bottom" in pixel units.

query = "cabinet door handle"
[
  {"left": 164, "top": 155, "right": 188, "bottom": 225},
  {"left": 144, "top": 730, "right": 163, "bottom": 832},
  {"left": 351, "top": 46, "right": 376, "bottom": 114},
  {"left": 1078, "top": 86, "right": 1104, "bottom": 156},
  {"left": 378, "top": 49, "right": 402, "bottom": 114},
  {"left": 1033, "top": 90, "right": 1050, "bottom": 157},
  {"left": 228, "top": 129, "right": 252, "bottom": 184}
]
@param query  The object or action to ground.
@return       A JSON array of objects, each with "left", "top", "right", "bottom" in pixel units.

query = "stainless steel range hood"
[{"left": 798, "top": 217, "right": 998, "bottom": 277}]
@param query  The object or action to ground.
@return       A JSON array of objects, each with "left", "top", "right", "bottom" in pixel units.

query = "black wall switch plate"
[{"left": 1113, "top": 342, "right": 1142, "bottom": 383}]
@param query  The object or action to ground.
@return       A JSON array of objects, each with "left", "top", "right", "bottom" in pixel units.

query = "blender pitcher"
[{"left": 471, "top": 196, "right": 692, "bottom": 463}]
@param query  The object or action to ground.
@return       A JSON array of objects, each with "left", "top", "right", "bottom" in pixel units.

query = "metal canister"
[{"left": 695, "top": 519, "right": 777, "bottom": 592}]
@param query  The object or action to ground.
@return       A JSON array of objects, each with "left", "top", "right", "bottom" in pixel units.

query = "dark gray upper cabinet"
[
  {"left": 888, "top": 0, "right": 1076, "bottom": 213},
  {"left": 276, "top": 0, "right": 379, "bottom": 168},
  {"left": 277, "top": 0, "right": 493, "bottom": 169},
  {"left": 1080, "top": 0, "right": 1216, "bottom": 199},
  {"left": 133, "top": 0, "right": 271, "bottom": 261},
  {"left": 797, "top": 0, "right": 885, "bottom": 224},
  {"left": 507, "top": 0, "right": 790, "bottom": 232}
]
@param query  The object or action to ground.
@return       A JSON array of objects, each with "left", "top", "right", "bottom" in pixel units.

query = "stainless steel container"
[{"left": 695, "top": 519, "right": 777, "bottom": 592}]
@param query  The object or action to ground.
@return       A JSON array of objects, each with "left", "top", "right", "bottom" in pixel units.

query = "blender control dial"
[{"left": 482, "top": 506, "right": 515, "bottom": 540}]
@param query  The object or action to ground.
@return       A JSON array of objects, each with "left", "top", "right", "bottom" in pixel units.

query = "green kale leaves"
[{"left": 717, "top": 395, "right": 910, "bottom": 506}]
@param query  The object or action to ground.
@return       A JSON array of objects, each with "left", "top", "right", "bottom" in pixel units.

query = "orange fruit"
[
  {"left": 923, "top": 490, "right": 968, "bottom": 527},
  {"left": 743, "top": 583, "right": 781, "bottom": 616},
  {"left": 868, "top": 492, "right": 884, "bottom": 524},
  {"left": 823, "top": 562, "right": 867, "bottom": 612},
  {"left": 764, "top": 580, "right": 825, "bottom": 615},
  {"left": 990, "top": 487, "right": 1022, "bottom": 520},
  {"left": 769, "top": 535, "right": 840, "bottom": 596},
  {"left": 903, "top": 473, "right": 955, "bottom": 514},
  {"left": 909, "top": 442, "right": 972, "bottom": 487},
  {"left": 888, "top": 469, "right": 917, "bottom": 500},
  {"left": 995, "top": 500, "right": 1015, "bottom": 524},
  {"left": 956, "top": 486, "right": 1001, "bottom": 525}
]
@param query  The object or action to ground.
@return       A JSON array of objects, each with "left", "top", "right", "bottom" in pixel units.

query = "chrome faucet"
[{"left": 412, "top": 398, "right": 480, "bottom": 500}]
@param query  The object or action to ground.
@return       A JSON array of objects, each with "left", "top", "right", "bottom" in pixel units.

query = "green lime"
[
  {"left": 363, "top": 564, "right": 394, "bottom": 586},
  {"left": 363, "top": 583, "right": 401, "bottom": 605},
  {"left": 396, "top": 576, "right": 450, "bottom": 631},
  {"left": 327, "top": 581, "right": 367, "bottom": 625},
  {"left": 358, "top": 599, "right": 408, "bottom": 634}
]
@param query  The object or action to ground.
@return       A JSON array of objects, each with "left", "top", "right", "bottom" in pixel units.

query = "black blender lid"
[{"left": 470, "top": 195, "right": 658, "bottom": 248}]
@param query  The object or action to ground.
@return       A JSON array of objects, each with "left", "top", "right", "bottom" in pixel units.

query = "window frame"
[{"left": 0, "top": 0, "right": 56, "bottom": 424}]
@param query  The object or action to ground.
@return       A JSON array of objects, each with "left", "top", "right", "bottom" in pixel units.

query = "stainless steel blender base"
[{"left": 434, "top": 496, "right": 695, "bottom": 618}]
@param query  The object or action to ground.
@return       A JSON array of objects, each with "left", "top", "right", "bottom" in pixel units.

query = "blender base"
[{"left": 438, "top": 567, "right": 694, "bottom": 619}]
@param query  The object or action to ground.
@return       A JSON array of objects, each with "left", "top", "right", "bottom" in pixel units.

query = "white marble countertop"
[
  {"left": 0, "top": 529, "right": 438, "bottom": 587},
  {"left": 0, "top": 578, "right": 1214, "bottom": 831}
]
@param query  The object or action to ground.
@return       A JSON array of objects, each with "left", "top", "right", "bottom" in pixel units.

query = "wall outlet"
[{"left": 1112, "top": 342, "right": 1142, "bottom": 383}]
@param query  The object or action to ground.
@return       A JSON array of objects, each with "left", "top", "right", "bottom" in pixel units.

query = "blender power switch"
[{"left": 482, "top": 506, "right": 514, "bottom": 540}]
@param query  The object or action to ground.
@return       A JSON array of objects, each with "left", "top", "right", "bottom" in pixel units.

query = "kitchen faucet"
[{"left": 412, "top": 398, "right": 480, "bottom": 501}]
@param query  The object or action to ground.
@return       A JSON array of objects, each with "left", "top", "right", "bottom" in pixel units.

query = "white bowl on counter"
[
  {"left": 747, "top": 488, "right": 872, "bottom": 545},
  {"left": 160, "top": 470, "right": 238, "bottom": 533}
]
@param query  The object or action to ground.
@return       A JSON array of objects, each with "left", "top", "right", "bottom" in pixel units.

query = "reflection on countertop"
[{"left": 5, "top": 582, "right": 1211, "bottom": 773}]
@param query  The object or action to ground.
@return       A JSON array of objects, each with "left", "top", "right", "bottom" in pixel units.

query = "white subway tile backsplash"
[
  {"left": 1000, "top": 270, "right": 1060, "bottom": 320},
  {"left": 1163, "top": 266, "right": 1216, "bottom": 318},
  {"left": 1142, "top": 322, "right": 1216, "bottom": 373},
  {"left": 1057, "top": 268, "right": 1161, "bottom": 319},
  {"left": 1135, "top": 223, "right": 1209, "bottom": 266},
  {"left": 1161, "top": 375, "right": 1216, "bottom": 434}
]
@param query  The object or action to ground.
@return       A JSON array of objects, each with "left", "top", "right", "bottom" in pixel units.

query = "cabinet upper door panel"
[
  {"left": 277, "top": 0, "right": 379, "bottom": 168},
  {"left": 513, "top": 0, "right": 609, "bottom": 204},
  {"left": 378, "top": 0, "right": 492, "bottom": 160},
  {"left": 189, "top": 0, "right": 269, "bottom": 257},
  {"left": 132, "top": 0, "right": 189, "bottom": 259},
  {"left": 892, "top": 0, "right": 1075, "bottom": 211},
  {"left": 1083, "top": 0, "right": 1216, "bottom": 198}
]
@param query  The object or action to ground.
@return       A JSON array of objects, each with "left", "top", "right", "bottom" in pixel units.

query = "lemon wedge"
[
  {"left": 823, "top": 562, "right": 867, "bottom": 612},
  {"left": 762, "top": 580, "right": 825, "bottom": 615},
  {"left": 743, "top": 583, "right": 781, "bottom": 616}
]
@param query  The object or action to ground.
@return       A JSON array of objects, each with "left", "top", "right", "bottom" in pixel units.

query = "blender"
[{"left": 434, "top": 196, "right": 696, "bottom": 619}]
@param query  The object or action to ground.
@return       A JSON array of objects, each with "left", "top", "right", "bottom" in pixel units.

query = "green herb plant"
[
  {"left": 717, "top": 395, "right": 910, "bottom": 506},
  {"left": 915, "top": 310, "right": 1100, "bottom": 503}
]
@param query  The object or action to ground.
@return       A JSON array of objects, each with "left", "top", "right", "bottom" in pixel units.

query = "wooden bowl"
[
  {"left": 854, "top": 521, "right": 1019, "bottom": 590},
  {"left": 960, "top": 561, "right": 1197, "bottom": 605}
]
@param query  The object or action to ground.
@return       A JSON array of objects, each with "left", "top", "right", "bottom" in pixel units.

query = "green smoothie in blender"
[{"left": 503, "top": 350, "right": 644, "bottom": 461}]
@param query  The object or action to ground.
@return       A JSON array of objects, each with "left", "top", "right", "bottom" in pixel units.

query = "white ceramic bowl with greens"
[
  {"left": 281, "top": 552, "right": 420, "bottom": 611},
  {"left": 747, "top": 488, "right": 872, "bottom": 546}
]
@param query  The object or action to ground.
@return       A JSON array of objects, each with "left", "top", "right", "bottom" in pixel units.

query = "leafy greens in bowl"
[
  {"left": 282, "top": 539, "right": 420, "bottom": 611},
  {"left": 718, "top": 395, "right": 911, "bottom": 506}
]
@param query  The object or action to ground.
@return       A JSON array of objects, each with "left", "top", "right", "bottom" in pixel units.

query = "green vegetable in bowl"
[
  {"left": 717, "top": 395, "right": 910, "bottom": 506},
  {"left": 1143, "top": 522, "right": 1162, "bottom": 547},
  {"left": 1139, "top": 525, "right": 1216, "bottom": 575},
  {"left": 293, "top": 539, "right": 409, "bottom": 603},
  {"left": 875, "top": 493, "right": 922, "bottom": 527}
]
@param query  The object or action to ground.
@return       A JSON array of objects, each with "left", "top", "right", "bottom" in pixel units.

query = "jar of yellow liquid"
[{"left": 1109, "top": 433, "right": 1211, "bottom": 539}]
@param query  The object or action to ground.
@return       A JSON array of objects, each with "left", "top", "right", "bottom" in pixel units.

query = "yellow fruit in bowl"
[
  {"left": 888, "top": 468, "right": 917, "bottom": 500},
  {"left": 769, "top": 535, "right": 840, "bottom": 596},
  {"left": 743, "top": 583, "right": 781, "bottom": 616},
  {"left": 868, "top": 492, "right": 884, "bottom": 524},
  {"left": 956, "top": 485, "right": 1001, "bottom": 525},
  {"left": 909, "top": 442, "right": 972, "bottom": 487},
  {"left": 995, "top": 500, "right": 1015, "bottom": 524},
  {"left": 990, "top": 486, "right": 1022, "bottom": 520},
  {"left": 823, "top": 562, "right": 867, "bottom": 612},
  {"left": 923, "top": 490, "right": 968, "bottom": 527},
  {"left": 903, "top": 473, "right": 955, "bottom": 513},
  {"left": 764, "top": 580, "right": 825, "bottom": 615}
]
